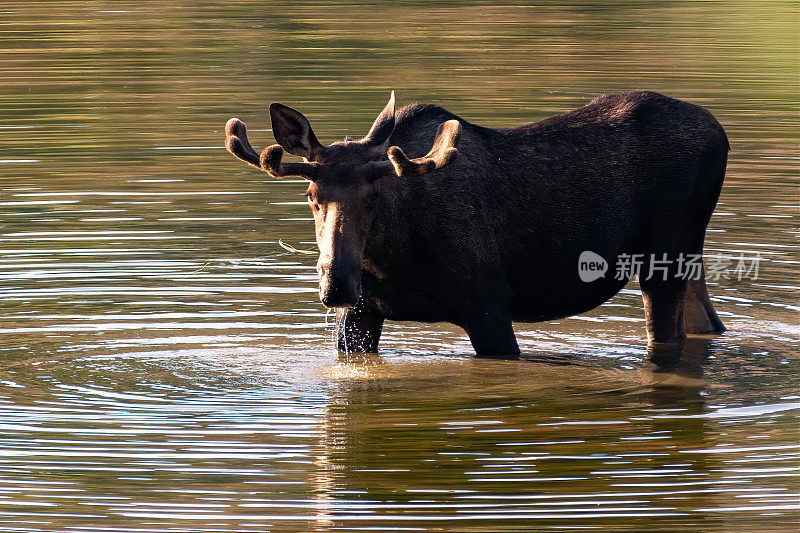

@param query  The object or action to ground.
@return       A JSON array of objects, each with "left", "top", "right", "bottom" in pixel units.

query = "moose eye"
[{"left": 306, "top": 196, "right": 320, "bottom": 213}]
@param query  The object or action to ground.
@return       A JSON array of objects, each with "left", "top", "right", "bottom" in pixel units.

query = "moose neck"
[{"left": 360, "top": 180, "right": 409, "bottom": 280}]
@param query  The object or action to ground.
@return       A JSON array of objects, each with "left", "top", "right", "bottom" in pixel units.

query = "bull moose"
[{"left": 224, "top": 91, "right": 728, "bottom": 356}]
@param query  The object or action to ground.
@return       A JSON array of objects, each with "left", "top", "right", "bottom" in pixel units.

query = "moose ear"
[
  {"left": 269, "top": 103, "right": 324, "bottom": 158},
  {"left": 364, "top": 91, "right": 395, "bottom": 145}
]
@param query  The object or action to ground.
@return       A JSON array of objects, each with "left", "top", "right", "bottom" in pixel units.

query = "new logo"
[{"left": 578, "top": 251, "right": 608, "bottom": 282}]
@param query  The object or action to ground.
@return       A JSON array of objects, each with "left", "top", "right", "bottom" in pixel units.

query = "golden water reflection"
[{"left": 0, "top": 0, "right": 797, "bottom": 531}]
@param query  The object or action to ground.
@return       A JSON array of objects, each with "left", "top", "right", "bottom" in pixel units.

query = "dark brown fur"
[{"left": 225, "top": 91, "right": 728, "bottom": 356}]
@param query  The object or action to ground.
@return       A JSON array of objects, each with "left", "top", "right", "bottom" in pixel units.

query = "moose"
[{"left": 225, "top": 91, "right": 728, "bottom": 357}]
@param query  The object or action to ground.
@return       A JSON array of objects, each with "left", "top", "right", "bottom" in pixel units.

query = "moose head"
[{"left": 225, "top": 93, "right": 462, "bottom": 308}]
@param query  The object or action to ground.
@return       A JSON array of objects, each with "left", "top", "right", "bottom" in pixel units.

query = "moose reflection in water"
[
  {"left": 225, "top": 91, "right": 728, "bottom": 356},
  {"left": 306, "top": 339, "right": 725, "bottom": 528}
]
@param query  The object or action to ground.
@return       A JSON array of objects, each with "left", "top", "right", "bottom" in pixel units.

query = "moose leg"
[
  {"left": 683, "top": 266, "right": 725, "bottom": 334},
  {"left": 462, "top": 311, "right": 520, "bottom": 358},
  {"left": 640, "top": 277, "right": 688, "bottom": 345},
  {"left": 335, "top": 301, "right": 384, "bottom": 353}
]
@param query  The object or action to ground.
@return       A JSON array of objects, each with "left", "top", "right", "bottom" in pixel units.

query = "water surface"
[{"left": 0, "top": 1, "right": 797, "bottom": 531}]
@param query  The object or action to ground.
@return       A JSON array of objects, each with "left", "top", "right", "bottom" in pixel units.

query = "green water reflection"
[{"left": 0, "top": 1, "right": 797, "bottom": 531}]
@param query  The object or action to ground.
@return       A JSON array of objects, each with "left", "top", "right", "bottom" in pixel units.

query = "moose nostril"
[{"left": 320, "top": 281, "right": 359, "bottom": 309}]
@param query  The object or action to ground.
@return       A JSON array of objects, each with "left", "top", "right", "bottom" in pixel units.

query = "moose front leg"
[{"left": 335, "top": 300, "right": 385, "bottom": 353}]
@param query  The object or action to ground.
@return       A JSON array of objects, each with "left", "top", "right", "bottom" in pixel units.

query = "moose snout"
[{"left": 317, "top": 260, "right": 361, "bottom": 308}]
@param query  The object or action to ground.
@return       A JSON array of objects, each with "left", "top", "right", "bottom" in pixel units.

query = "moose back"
[{"left": 225, "top": 91, "right": 728, "bottom": 356}]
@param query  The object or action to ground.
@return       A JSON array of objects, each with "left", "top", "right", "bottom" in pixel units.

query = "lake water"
[{"left": 0, "top": 1, "right": 798, "bottom": 531}]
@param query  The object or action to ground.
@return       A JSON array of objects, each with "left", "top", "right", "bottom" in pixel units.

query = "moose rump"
[{"left": 225, "top": 90, "right": 728, "bottom": 356}]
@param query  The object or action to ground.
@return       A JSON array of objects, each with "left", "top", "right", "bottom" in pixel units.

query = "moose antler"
[
  {"left": 387, "top": 119, "right": 461, "bottom": 177},
  {"left": 225, "top": 118, "right": 317, "bottom": 180},
  {"left": 225, "top": 118, "right": 261, "bottom": 169}
]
